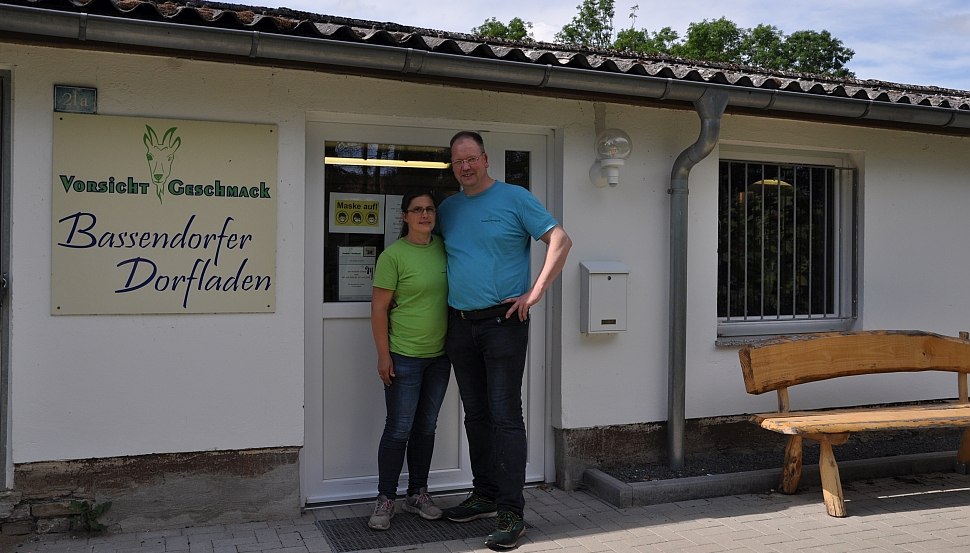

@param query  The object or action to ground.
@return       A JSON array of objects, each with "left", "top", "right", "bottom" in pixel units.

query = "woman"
[{"left": 368, "top": 190, "right": 450, "bottom": 531}]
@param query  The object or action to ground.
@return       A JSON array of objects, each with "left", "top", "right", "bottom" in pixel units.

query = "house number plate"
[{"left": 54, "top": 85, "right": 98, "bottom": 114}]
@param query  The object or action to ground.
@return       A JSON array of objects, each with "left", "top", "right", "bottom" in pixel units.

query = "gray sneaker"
[
  {"left": 403, "top": 487, "right": 442, "bottom": 520},
  {"left": 367, "top": 495, "right": 395, "bottom": 531}
]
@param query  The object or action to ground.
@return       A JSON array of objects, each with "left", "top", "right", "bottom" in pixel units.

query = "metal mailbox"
[{"left": 580, "top": 261, "right": 628, "bottom": 334}]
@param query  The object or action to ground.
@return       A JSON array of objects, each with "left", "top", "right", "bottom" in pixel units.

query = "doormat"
[{"left": 316, "top": 515, "right": 527, "bottom": 552}]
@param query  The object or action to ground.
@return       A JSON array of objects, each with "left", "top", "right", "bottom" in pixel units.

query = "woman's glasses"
[{"left": 406, "top": 206, "right": 436, "bottom": 215}]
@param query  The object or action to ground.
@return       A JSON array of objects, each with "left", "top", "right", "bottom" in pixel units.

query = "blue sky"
[{"left": 284, "top": 0, "right": 970, "bottom": 91}]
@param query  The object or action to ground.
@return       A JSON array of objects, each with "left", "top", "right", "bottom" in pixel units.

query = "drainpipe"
[{"left": 667, "top": 89, "right": 729, "bottom": 470}]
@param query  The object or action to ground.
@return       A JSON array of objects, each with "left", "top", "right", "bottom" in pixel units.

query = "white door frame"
[
  {"left": 302, "top": 113, "right": 559, "bottom": 504},
  {"left": 0, "top": 69, "right": 11, "bottom": 488}
]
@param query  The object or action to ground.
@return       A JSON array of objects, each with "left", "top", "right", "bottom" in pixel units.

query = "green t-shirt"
[{"left": 372, "top": 236, "right": 448, "bottom": 358}]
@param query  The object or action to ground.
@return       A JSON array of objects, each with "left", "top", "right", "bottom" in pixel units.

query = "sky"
[{"left": 274, "top": 0, "right": 970, "bottom": 91}]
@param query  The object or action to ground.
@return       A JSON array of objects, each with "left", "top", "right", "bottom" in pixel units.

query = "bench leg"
[
  {"left": 780, "top": 435, "right": 803, "bottom": 494},
  {"left": 959, "top": 428, "right": 970, "bottom": 465},
  {"left": 818, "top": 441, "right": 846, "bottom": 517}
]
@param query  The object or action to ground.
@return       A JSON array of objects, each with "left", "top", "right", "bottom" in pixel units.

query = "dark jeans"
[
  {"left": 377, "top": 352, "right": 451, "bottom": 499},
  {"left": 446, "top": 310, "right": 530, "bottom": 516}
]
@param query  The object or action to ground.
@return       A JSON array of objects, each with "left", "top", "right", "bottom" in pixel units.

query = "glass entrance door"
[{"left": 303, "top": 122, "right": 549, "bottom": 503}]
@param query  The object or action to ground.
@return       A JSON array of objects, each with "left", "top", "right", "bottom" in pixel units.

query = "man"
[{"left": 437, "top": 131, "right": 572, "bottom": 550}]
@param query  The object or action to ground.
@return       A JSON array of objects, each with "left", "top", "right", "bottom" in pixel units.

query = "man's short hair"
[{"left": 450, "top": 131, "right": 485, "bottom": 151}]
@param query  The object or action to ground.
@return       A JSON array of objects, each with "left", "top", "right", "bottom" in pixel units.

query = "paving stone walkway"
[{"left": 8, "top": 472, "right": 970, "bottom": 552}]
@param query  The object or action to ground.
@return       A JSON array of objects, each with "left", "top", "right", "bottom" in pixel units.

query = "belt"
[{"left": 453, "top": 304, "right": 510, "bottom": 320}]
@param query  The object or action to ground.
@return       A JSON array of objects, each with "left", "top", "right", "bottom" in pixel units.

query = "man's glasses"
[
  {"left": 407, "top": 206, "right": 436, "bottom": 215},
  {"left": 451, "top": 155, "right": 482, "bottom": 167}
]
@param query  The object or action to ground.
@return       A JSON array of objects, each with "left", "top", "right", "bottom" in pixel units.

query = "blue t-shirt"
[{"left": 437, "top": 181, "right": 557, "bottom": 311}]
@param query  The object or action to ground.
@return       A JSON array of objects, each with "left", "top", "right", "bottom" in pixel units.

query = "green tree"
[
  {"left": 546, "top": 2, "right": 856, "bottom": 78},
  {"left": 781, "top": 30, "right": 854, "bottom": 77},
  {"left": 607, "top": 11, "right": 856, "bottom": 78},
  {"left": 672, "top": 17, "right": 744, "bottom": 62},
  {"left": 615, "top": 27, "right": 679, "bottom": 54},
  {"left": 555, "top": 0, "right": 615, "bottom": 49},
  {"left": 613, "top": 5, "right": 678, "bottom": 54},
  {"left": 472, "top": 16, "right": 534, "bottom": 41},
  {"left": 613, "top": 28, "right": 647, "bottom": 52},
  {"left": 648, "top": 27, "right": 680, "bottom": 53},
  {"left": 740, "top": 24, "right": 786, "bottom": 68}
]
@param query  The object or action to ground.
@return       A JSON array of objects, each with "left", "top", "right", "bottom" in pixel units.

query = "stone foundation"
[
  {"left": 1, "top": 447, "right": 301, "bottom": 536},
  {"left": 554, "top": 416, "right": 788, "bottom": 489}
]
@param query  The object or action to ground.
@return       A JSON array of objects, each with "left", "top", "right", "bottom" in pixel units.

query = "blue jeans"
[
  {"left": 445, "top": 310, "right": 530, "bottom": 516},
  {"left": 377, "top": 352, "right": 451, "bottom": 499}
]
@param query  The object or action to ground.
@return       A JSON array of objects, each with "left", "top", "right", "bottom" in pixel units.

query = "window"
[
  {"left": 717, "top": 158, "right": 857, "bottom": 337},
  {"left": 323, "top": 141, "right": 457, "bottom": 302}
]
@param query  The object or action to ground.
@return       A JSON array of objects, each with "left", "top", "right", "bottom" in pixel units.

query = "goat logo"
[{"left": 143, "top": 125, "right": 181, "bottom": 204}]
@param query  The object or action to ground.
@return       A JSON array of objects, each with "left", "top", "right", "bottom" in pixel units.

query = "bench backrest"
[{"left": 739, "top": 330, "right": 970, "bottom": 397}]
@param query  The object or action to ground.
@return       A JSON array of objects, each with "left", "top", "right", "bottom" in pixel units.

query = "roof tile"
[{"left": 6, "top": 0, "right": 970, "bottom": 111}]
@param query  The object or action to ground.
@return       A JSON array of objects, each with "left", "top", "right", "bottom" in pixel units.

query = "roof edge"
[{"left": 2, "top": 2, "right": 970, "bottom": 133}]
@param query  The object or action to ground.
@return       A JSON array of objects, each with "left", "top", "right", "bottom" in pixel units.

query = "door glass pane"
[
  {"left": 505, "top": 150, "right": 531, "bottom": 189},
  {"left": 323, "top": 141, "right": 456, "bottom": 303}
]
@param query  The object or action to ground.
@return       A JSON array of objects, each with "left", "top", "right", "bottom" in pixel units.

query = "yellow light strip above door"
[{"left": 324, "top": 157, "right": 450, "bottom": 170}]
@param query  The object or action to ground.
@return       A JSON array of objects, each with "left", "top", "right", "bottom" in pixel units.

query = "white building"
[{"left": 1, "top": 0, "right": 969, "bottom": 532}]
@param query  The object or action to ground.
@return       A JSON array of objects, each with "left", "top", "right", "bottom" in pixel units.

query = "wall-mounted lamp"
[{"left": 589, "top": 129, "right": 632, "bottom": 188}]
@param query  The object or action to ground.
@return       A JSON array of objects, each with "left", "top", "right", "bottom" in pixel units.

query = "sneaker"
[
  {"left": 403, "top": 487, "right": 442, "bottom": 520},
  {"left": 485, "top": 511, "right": 526, "bottom": 550},
  {"left": 367, "top": 495, "right": 395, "bottom": 531},
  {"left": 442, "top": 492, "right": 498, "bottom": 522}
]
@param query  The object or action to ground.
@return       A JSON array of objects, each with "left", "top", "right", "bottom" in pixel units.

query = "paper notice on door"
[
  {"left": 384, "top": 194, "right": 403, "bottom": 248},
  {"left": 330, "top": 193, "right": 384, "bottom": 235},
  {"left": 338, "top": 246, "right": 376, "bottom": 301}
]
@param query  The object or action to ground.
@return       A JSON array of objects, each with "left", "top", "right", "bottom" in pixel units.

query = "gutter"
[{"left": 2, "top": 4, "right": 970, "bottom": 131}]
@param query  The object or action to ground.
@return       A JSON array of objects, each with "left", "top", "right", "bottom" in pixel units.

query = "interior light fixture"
[
  {"left": 751, "top": 179, "right": 792, "bottom": 187},
  {"left": 589, "top": 129, "right": 632, "bottom": 187},
  {"left": 324, "top": 157, "right": 451, "bottom": 170}
]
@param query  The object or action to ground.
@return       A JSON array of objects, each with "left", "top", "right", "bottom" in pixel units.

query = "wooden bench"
[{"left": 739, "top": 330, "right": 970, "bottom": 517}]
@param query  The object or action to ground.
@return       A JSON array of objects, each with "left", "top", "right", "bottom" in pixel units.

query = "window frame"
[{"left": 716, "top": 146, "right": 858, "bottom": 338}]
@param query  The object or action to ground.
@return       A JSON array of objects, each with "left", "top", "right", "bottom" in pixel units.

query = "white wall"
[
  {"left": 1, "top": 43, "right": 590, "bottom": 463},
  {"left": 554, "top": 107, "right": 970, "bottom": 428},
  {"left": 5, "top": 41, "right": 970, "bottom": 464},
  {"left": 555, "top": 104, "right": 695, "bottom": 428},
  {"left": 3, "top": 45, "right": 311, "bottom": 462}
]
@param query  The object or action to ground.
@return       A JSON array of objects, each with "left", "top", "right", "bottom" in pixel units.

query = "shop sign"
[{"left": 52, "top": 113, "right": 278, "bottom": 314}]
